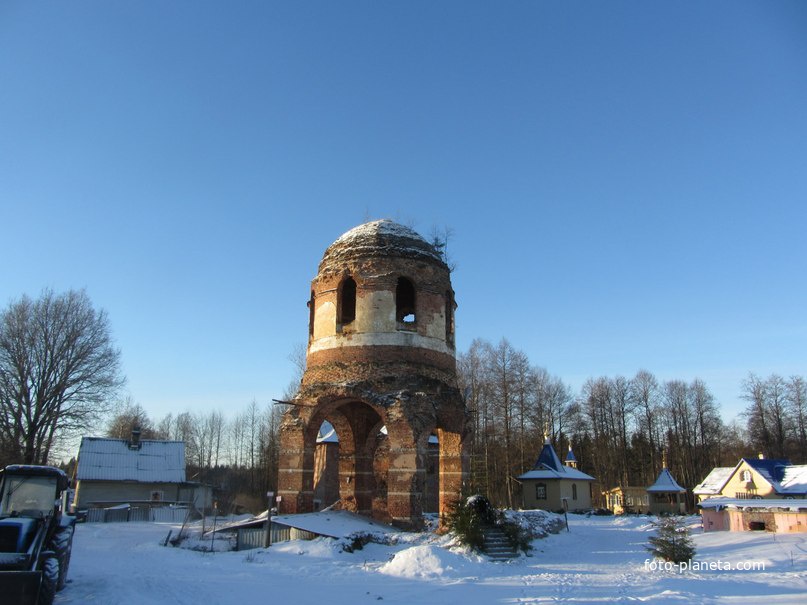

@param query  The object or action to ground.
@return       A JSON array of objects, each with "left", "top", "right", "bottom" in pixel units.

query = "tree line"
[
  {"left": 105, "top": 399, "right": 281, "bottom": 513},
  {"left": 2, "top": 289, "right": 804, "bottom": 512},
  {"left": 459, "top": 338, "right": 806, "bottom": 509}
]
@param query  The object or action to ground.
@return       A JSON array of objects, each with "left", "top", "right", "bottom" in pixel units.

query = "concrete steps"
[{"left": 482, "top": 526, "right": 518, "bottom": 561}]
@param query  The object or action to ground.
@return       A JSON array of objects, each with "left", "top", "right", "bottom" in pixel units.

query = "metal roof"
[
  {"left": 647, "top": 468, "right": 686, "bottom": 493},
  {"left": 694, "top": 460, "right": 807, "bottom": 497},
  {"left": 693, "top": 467, "right": 734, "bottom": 495},
  {"left": 518, "top": 467, "right": 596, "bottom": 481},
  {"left": 779, "top": 465, "right": 807, "bottom": 494},
  {"left": 76, "top": 437, "right": 186, "bottom": 483},
  {"left": 518, "top": 440, "right": 595, "bottom": 481}
]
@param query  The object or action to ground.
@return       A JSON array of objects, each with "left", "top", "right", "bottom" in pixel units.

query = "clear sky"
[{"left": 2, "top": 1, "right": 805, "bottom": 426}]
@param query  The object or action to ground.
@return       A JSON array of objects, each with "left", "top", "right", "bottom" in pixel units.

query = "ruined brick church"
[{"left": 277, "top": 219, "right": 469, "bottom": 528}]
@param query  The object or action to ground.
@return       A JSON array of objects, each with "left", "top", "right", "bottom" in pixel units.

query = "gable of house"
[{"left": 722, "top": 459, "right": 787, "bottom": 499}]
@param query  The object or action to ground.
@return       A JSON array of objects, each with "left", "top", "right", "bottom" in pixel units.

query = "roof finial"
[{"left": 565, "top": 442, "right": 578, "bottom": 469}]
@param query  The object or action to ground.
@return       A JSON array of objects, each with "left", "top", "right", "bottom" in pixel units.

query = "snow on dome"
[
  {"left": 332, "top": 219, "right": 427, "bottom": 246},
  {"left": 320, "top": 219, "right": 444, "bottom": 268}
]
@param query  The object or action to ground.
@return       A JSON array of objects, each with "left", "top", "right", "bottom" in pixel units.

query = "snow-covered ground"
[{"left": 57, "top": 514, "right": 807, "bottom": 604}]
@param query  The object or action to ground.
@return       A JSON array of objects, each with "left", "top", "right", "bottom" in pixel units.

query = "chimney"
[{"left": 130, "top": 426, "right": 142, "bottom": 450}]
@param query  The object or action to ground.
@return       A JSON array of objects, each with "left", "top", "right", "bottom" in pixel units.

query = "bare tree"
[
  {"left": 630, "top": 370, "right": 661, "bottom": 481},
  {"left": 486, "top": 338, "right": 524, "bottom": 508},
  {"left": 743, "top": 373, "right": 793, "bottom": 459},
  {"left": 0, "top": 289, "right": 124, "bottom": 465},
  {"left": 106, "top": 398, "right": 157, "bottom": 439},
  {"left": 787, "top": 376, "right": 807, "bottom": 462},
  {"left": 742, "top": 373, "right": 772, "bottom": 456},
  {"left": 457, "top": 338, "right": 492, "bottom": 498},
  {"left": 282, "top": 342, "right": 307, "bottom": 400}
]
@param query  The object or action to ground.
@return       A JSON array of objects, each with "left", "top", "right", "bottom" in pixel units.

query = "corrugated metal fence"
[
  {"left": 235, "top": 524, "right": 316, "bottom": 550},
  {"left": 236, "top": 524, "right": 287, "bottom": 550},
  {"left": 86, "top": 506, "right": 190, "bottom": 524}
]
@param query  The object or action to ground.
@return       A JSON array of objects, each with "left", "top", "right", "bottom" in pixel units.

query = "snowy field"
[{"left": 57, "top": 514, "right": 807, "bottom": 604}]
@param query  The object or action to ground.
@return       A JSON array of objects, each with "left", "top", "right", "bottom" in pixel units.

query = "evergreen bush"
[
  {"left": 646, "top": 516, "right": 696, "bottom": 564},
  {"left": 445, "top": 494, "right": 532, "bottom": 554}
]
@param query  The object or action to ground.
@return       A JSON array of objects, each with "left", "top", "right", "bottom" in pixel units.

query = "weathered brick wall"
[{"left": 279, "top": 221, "right": 469, "bottom": 528}]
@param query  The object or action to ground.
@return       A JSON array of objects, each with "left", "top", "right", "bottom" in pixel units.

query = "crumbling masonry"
[{"left": 278, "top": 220, "right": 470, "bottom": 528}]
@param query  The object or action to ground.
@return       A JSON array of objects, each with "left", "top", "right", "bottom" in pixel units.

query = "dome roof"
[{"left": 320, "top": 219, "right": 445, "bottom": 269}]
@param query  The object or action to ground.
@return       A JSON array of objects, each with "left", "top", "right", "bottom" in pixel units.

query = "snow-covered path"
[{"left": 56, "top": 515, "right": 807, "bottom": 604}]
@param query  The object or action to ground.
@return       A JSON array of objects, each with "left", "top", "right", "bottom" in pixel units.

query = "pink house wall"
[{"left": 702, "top": 508, "right": 807, "bottom": 533}]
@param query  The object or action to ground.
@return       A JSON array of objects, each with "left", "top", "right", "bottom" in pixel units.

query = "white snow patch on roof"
[
  {"left": 647, "top": 468, "right": 686, "bottom": 493},
  {"left": 518, "top": 467, "right": 595, "bottom": 481},
  {"left": 694, "top": 467, "right": 734, "bottom": 494},
  {"left": 699, "top": 497, "right": 807, "bottom": 512},
  {"left": 76, "top": 437, "right": 185, "bottom": 483},
  {"left": 271, "top": 510, "right": 394, "bottom": 539},
  {"left": 779, "top": 465, "right": 807, "bottom": 494}
]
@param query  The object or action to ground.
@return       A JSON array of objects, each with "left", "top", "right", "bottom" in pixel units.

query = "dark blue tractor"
[{"left": 0, "top": 465, "right": 75, "bottom": 605}]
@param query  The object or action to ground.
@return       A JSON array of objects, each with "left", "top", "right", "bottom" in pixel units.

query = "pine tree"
[{"left": 646, "top": 516, "right": 695, "bottom": 564}]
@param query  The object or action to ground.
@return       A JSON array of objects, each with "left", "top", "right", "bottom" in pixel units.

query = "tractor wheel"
[
  {"left": 38, "top": 555, "right": 59, "bottom": 605},
  {"left": 50, "top": 524, "right": 75, "bottom": 590}
]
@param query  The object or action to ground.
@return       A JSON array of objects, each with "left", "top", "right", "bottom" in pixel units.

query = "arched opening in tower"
[
  {"left": 312, "top": 421, "right": 339, "bottom": 511},
  {"left": 424, "top": 432, "right": 439, "bottom": 513},
  {"left": 395, "top": 277, "right": 416, "bottom": 324},
  {"left": 308, "top": 400, "right": 386, "bottom": 518},
  {"left": 338, "top": 277, "right": 357, "bottom": 327}
]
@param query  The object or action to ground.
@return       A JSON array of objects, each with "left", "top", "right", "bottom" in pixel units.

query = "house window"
[
  {"left": 741, "top": 470, "right": 752, "bottom": 482},
  {"left": 150, "top": 490, "right": 164, "bottom": 502},
  {"left": 396, "top": 277, "right": 416, "bottom": 325},
  {"left": 572, "top": 484, "right": 578, "bottom": 501},
  {"left": 338, "top": 277, "right": 357, "bottom": 326},
  {"left": 535, "top": 483, "right": 547, "bottom": 500}
]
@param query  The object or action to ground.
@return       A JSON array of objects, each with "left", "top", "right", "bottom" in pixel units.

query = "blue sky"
[{"left": 2, "top": 1, "right": 805, "bottom": 425}]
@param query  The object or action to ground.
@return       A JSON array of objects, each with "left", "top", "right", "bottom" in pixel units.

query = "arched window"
[
  {"left": 339, "top": 277, "right": 356, "bottom": 326},
  {"left": 396, "top": 277, "right": 416, "bottom": 324},
  {"left": 741, "top": 470, "right": 752, "bottom": 482}
]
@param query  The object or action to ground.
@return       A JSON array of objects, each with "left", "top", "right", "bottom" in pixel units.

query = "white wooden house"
[{"left": 73, "top": 431, "right": 212, "bottom": 514}]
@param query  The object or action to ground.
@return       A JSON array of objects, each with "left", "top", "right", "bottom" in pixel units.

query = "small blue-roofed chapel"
[{"left": 518, "top": 436, "right": 595, "bottom": 512}]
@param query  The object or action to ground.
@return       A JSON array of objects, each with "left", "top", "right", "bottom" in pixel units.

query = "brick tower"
[{"left": 278, "top": 219, "right": 469, "bottom": 528}]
